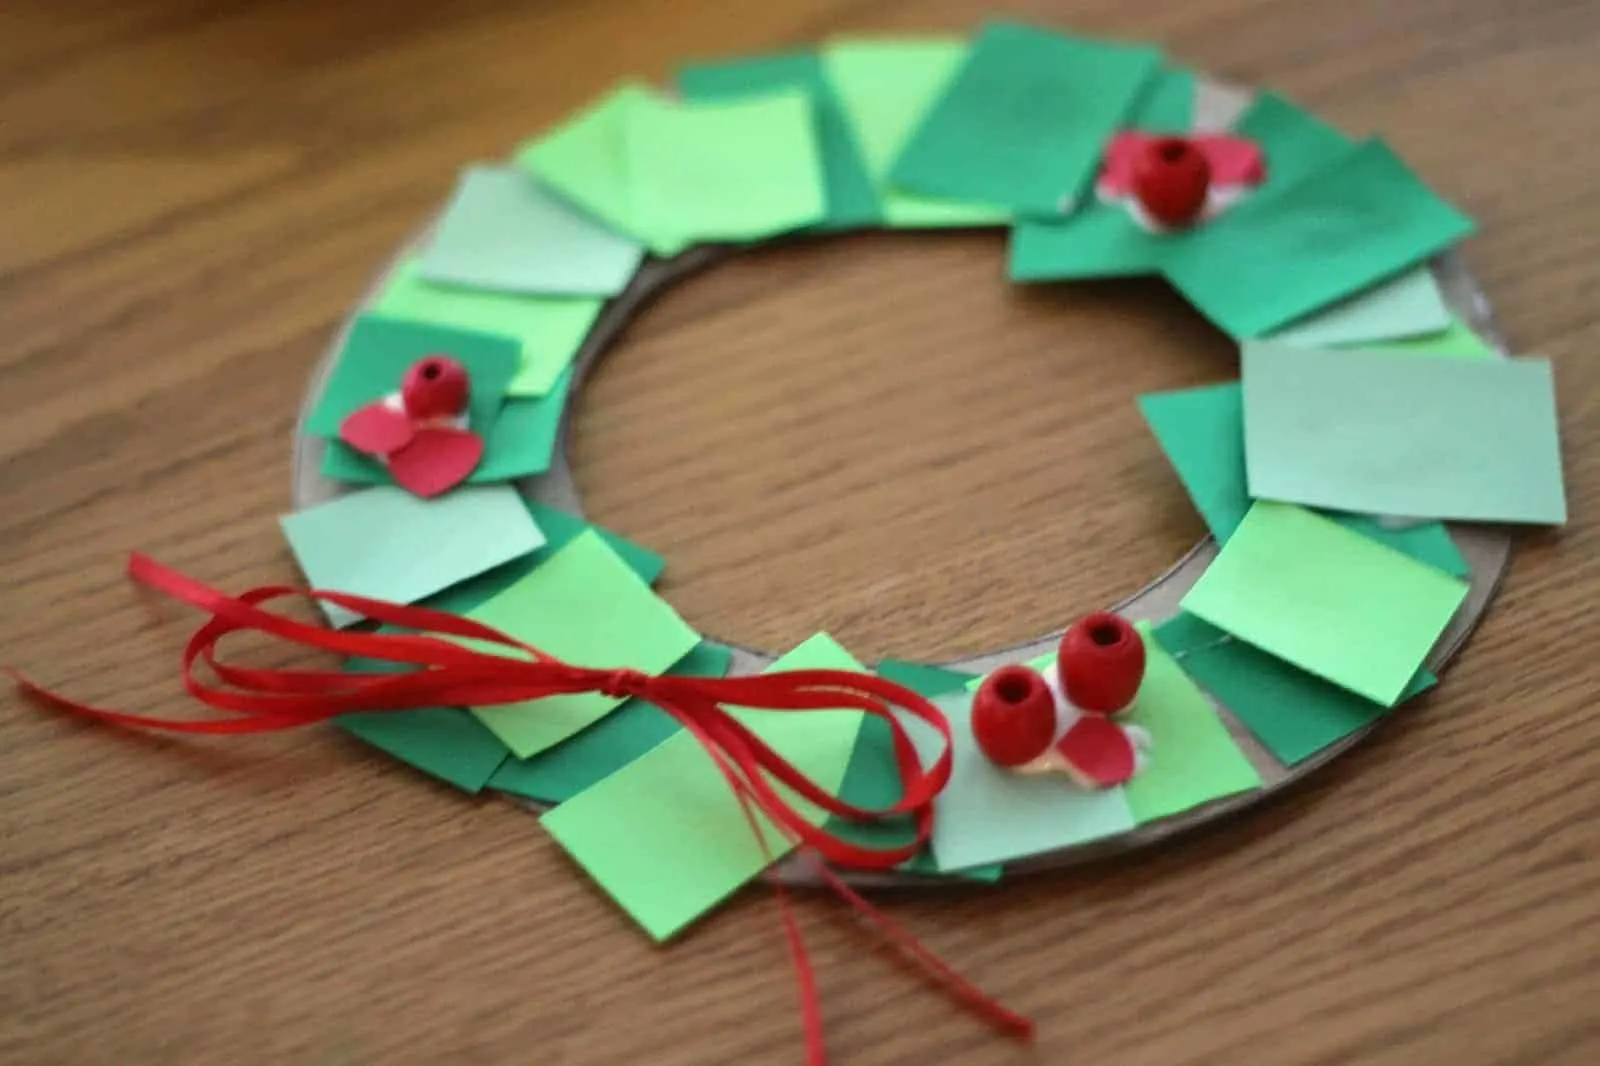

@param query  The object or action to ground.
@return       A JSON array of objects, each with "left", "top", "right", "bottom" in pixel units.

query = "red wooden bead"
[
  {"left": 970, "top": 665, "right": 1057, "bottom": 768},
  {"left": 1131, "top": 136, "right": 1211, "bottom": 229},
  {"left": 402, "top": 355, "right": 471, "bottom": 420},
  {"left": 1057, "top": 612, "right": 1146, "bottom": 716}
]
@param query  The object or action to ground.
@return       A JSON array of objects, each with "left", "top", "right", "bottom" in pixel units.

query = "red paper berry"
[
  {"left": 1132, "top": 136, "right": 1211, "bottom": 229},
  {"left": 1058, "top": 612, "right": 1146, "bottom": 716},
  {"left": 402, "top": 355, "right": 470, "bottom": 420},
  {"left": 1053, "top": 716, "right": 1138, "bottom": 788},
  {"left": 971, "top": 665, "right": 1057, "bottom": 768}
]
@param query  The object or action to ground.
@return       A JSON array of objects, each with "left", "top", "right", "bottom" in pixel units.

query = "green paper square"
[
  {"left": 874, "top": 659, "right": 976, "bottom": 699},
  {"left": 626, "top": 89, "right": 826, "bottom": 247},
  {"left": 1009, "top": 207, "right": 1169, "bottom": 281},
  {"left": 1137, "top": 380, "right": 1470, "bottom": 576},
  {"left": 821, "top": 38, "right": 1009, "bottom": 229},
  {"left": 1229, "top": 91, "right": 1353, "bottom": 195},
  {"left": 678, "top": 50, "right": 879, "bottom": 230},
  {"left": 1181, "top": 502, "right": 1468, "bottom": 706},
  {"left": 541, "top": 633, "right": 868, "bottom": 941},
  {"left": 304, "top": 314, "right": 518, "bottom": 440},
  {"left": 336, "top": 705, "right": 510, "bottom": 794},
  {"left": 1154, "top": 613, "right": 1436, "bottom": 766},
  {"left": 1363, "top": 317, "right": 1497, "bottom": 358},
  {"left": 888, "top": 21, "right": 1161, "bottom": 216},
  {"left": 1120, "top": 626, "right": 1261, "bottom": 822},
  {"left": 279, "top": 484, "right": 544, "bottom": 628},
  {"left": 1128, "top": 67, "right": 1196, "bottom": 132},
  {"left": 466, "top": 531, "right": 699, "bottom": 757},
  {"left": 1266, "top": 265, "right": 1451, "bottom": 348},
  {"left": 1164, "top": 139, "right": 1476, "bottom": 338},
  {"left": 1243, "top": 342, "right": 1566, "bottom": 524},
  {"left": 374, "top": 258, "right": 601, "bottom": 398},
  {"left": 489, "top": 640, "right": 735, "bottom": 803},
  {"left": 418, "top": 164, "right": 643, "bottom": 297}
]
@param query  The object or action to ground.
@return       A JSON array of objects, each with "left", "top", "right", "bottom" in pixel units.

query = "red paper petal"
[
  {"left": 1098, "top": 131, "right": 1156, "bottom": 198},
  {"left": 1052, "top": 716, "right": 1137, "bottom": 788},
  {"left": 339, "top": 402, "right": 415, "bottom": 456},
  {"left": 1195, "top": 134, "right": 1266, "bottom": 188},
  {"left": 388, "top": 427, "right": 484, "bottom": 498}
]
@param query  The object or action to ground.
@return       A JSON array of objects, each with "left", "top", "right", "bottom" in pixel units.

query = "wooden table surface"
[{"left": 5, "top": 1, "right": 1599, "bottom": 1063}]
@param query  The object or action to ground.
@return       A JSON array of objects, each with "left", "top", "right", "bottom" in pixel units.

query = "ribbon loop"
[{"left": 597, "top": 668, "right": 653, "bottom": 701}]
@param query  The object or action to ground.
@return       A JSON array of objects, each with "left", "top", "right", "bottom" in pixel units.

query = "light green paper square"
[
  {"left": 1181, "top": 502, "right": 1468, "bottom": 706},
  {"left": 1243, "top": 342, "right": 1567, "bottom": 524},
  {"left": 466, "top": 531, "right": 700, "bottom": 757},
  {"left": 540, "top": 633, "right": 868, "bottom": 941},
  {"left": 626, "top": 90, "right": 827, "bottom": 247},
  {"left": 1362, "top": 316, "right": 1497, "bottom": 358},
  {"left": 280, "top": 484, "right": 544, "bottom": 628},
  {"left": 821, "top": 38, "right": 1009, "bottom": 228},
  {"left": 1120, "top": 625, "right": 1261, "bottom": 822},
  {"left": 1164, "top": 139, "right": 1476, "bottom": 338},
  {"left": 1266, "top": 265, "right": 1451, "bottom": 348},
  {"left": 374, "top": 258, "right": 601, "bottom": 398},
  {"left": 418, "top": 164, "right": 643, "bottom": 297},
  {"left": 888, "top": 21, "right": 1162, "bottom": 216}
]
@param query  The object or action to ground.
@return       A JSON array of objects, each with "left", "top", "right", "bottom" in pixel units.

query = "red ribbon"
[{"left": 11, "top": 553, "right": 1034, "bottom": 1063}]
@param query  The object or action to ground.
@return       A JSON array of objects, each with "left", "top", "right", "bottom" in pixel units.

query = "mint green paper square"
[
  {"left": 304, "top": 314, "right": 517, "bottom": 440},
  {"left": 889, "top": 22, "right": 1161, "bottom": 216},
  {"left": 822, "top": 38, "right": 1009, "bottom": 229},
  {"left": 1363, "top": 317, "right": 1497, "bottom": 358},
  {"left": 418, "top": 164, "right": 643, "bottom": 297},
  {"left": 626, "top": 90, "right": 826, "bottom": 248},
  {"left": 466, "top": 531, "right": 700, "bottom": 758},
  {"left": 489, "top": 640, "right": 734, "bottom": 803},
  {"left": 280, "top": 484, "right": 544, "bottom": 628},
  {"left": 1266, "top": 265, "right": 1451, "bottom": 348},
  {"left": 1154, "top": 613, "right": 1436, "bottom": 766},
  {"left": 374, "top": 257, "right": 601, "bottom": 398},
  {"left": 678, "top": 51, "right": 879, "bottom": 230},
  {"left": 1243, "top": 342, "right": 1566, "bottom": 524},
  {"left": 1164, "top": 139, "right": 1476, "bottom": 338},
  {"left": 1181, "top": 502, "right": 1468, "bottom": 706},
  {"left": 541, "top": 633, "right": 868, "bottom": 941},
  {"left": 1137, "top": 381, "right": 1469, "bottom": 576}
]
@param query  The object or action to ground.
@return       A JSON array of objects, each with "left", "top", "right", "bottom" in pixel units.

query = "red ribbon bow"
[{"left": 11, "top": 553, "right": 1034, "bottom": 1064}]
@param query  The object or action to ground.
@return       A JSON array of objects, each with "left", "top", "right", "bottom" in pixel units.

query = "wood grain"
[{"left": 3, "top": 1, "right": 1599, "bottom": 1063}]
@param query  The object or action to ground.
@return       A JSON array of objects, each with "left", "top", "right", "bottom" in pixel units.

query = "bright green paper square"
[
  {"left": 1154, "top": 613, "right": 1436, "bottom": 766},
  {"left": 541, "top": 633, "right": 868, "bottom": 941},
  {"left": 280, "top": 484, "right": 542, "bottom": 628},
  {"left": 304, "top": 314, "right": 517, "bottom": 441},
  {"left": 625, "top": 90, "right": 826, "bottom": 248},
  {"left": 1266, "top": 265, "right": 1451, "bottom": 349},
  {"left": 1243, "top": 342, "right": 1567, "bottom": 524},
  {"left": 418, "top": 164, "right": 643, "bottom": 297},
  {"left": 1120, "top": 625, "right": 1261, "bottom": 822},
  {"left": 889, "top": 22, "right": 1161, "bottom": 216},
  {"left": 489, "top": 641, "right": 734, "bottom": 803},
  {"left": 1137, "top": 380, "right": 1469, "bottom": 576},
  {"left": 1164, "top": 139, "right": 1476, "bottom": 338},
  {"left": 374, "top": 258, "right": 601, "bottom": 398},
  {"left": 1363, "top": 317, "right": 1497, "bottom": 358},
  {"left": 466, "top": 531, "right": 699, "bottom": 757},
  {"left": 1181, "top": 502, "right": 1468, "bottom": 706},
  {"left": 821, "top": 38, "right": 1009, "bottom": 228},
  {"left": 678, "top": 50, "right": 878, "bottom": 230}
]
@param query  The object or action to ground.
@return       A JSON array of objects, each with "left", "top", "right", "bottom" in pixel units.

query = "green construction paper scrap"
[
  {"left": 1128, "top": 67, "right": 1196, "bottom": 132},
  {"left": 279, "top": 484, "right": 543, "bottom": 628},
  {"left": 1164, "top": 139, "right": 1476, "bottom": 339},
  {"left": 465, "top": 531, "right": 700, "bottom": 758},
  {"left": 1243, "top": 342, "right": 1567, "bottom": 524},
  {"left": 418, "top": 164, "right": 644, "bottom": 297},
  {"left": 514, "top": 83, "right": 686, "bottom": 257},
  {"left": 304, "top": 314, "right": 517, "bottom": 441},
  {"left": 1009, "top": 207, "right": 1168, "bottom": 282},
  {"left": 910, "top": 690, "right": 1136, "bottom": 872},
  {"left": 821, "top": 38, "right": 1009, "bottom": 229},
  {"left": 625, "top": 89, "right": 826, "bottom": 248},
  {"left": 541, "top": 633, "right": 868, "bottom": 941},
  {"left": 489, "top": 640, "right": 735, "bottom": 803},
  {"left": 889, "top": 21, "right": 1161, "bottom": 216},
  {"left": 1229, "top": 91, "right": 1353, "bottom": 195},
  {"left": 1154, "top": 613, "right": 1436, "bottom": 766},
  {"left": 1266, "top": 265, "right": 1451, "bottom": 349},
  {"left": 677, "top": 51, "right": 879, "bottom": 230},
  {"left": 374, "top": 258, "right": 601, "bottom": 398},
  {"left": 1363, "top": 316, "right": 1497, "bottom": 358},
  {"left": 323, "top": 367, "right": 572, "bottom": 486},
  {"left": 337, "top": 706, "right": 510, "bottom": 794},
  {"left": 1137, "top": 381, "right": 1469, "bottom": 576},
  {"left": 1181, "top": 502, "right": 1468, "bottom": 706},
  {"left": 874, "top": 659, "right": 977, "bottom": 698},
  {"left": 1120, "top": 625, "right": 1261, "bottom": 822}
]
